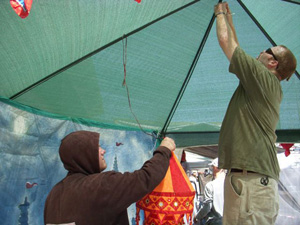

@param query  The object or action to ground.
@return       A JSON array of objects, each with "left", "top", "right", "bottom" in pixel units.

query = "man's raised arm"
[{"left": 214, "top": 2, "right": 239, "bottom": 61}]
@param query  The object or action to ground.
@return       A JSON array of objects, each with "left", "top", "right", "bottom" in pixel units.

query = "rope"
[{"left": 122, "top": 35, "right": 160, "bottom": 139}]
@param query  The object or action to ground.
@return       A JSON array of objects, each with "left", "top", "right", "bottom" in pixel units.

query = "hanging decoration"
[
  {"left": 136, "top": 152, "right": 195, "bottom": 225},
  {"left": 10, "top": 0, "right": 32, "bottom": 19},
  {"left": 280, "top": 143, "right": 294, "bottom": 157}
]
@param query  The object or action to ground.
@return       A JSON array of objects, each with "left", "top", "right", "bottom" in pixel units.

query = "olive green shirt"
[{"left": 218, "top": 47, "right": 281, "bottom": 180}]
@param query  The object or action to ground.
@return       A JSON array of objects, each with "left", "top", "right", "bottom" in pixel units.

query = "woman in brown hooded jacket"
[{"left": 44, "top": 130, "right": 175, "bottom": 225}]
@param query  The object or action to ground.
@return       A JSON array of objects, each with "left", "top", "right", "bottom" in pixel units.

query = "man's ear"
[{"left": 269, "top": 59, "right": 278, "bottom": 69}]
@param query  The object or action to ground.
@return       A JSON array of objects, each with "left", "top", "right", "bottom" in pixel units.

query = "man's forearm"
[
  {"left": 225, "top": 3, "right": 239, "bottom": 46},
  {"left": 215, "top": 3, "right": 238, "bottom": 61}
]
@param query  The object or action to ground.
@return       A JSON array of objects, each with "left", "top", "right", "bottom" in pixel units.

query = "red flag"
[{"left": 281, "top": 143, "right": 294, "bottom": 157}]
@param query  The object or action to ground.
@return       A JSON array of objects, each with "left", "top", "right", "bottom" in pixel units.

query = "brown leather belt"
[{"left": 231, "top": 168, "right": 256, "bottom": 173}]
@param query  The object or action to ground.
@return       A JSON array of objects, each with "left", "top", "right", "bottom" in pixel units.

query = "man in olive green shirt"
[{"left": 214, "top": 2, "right": 297, "bottom": 225}]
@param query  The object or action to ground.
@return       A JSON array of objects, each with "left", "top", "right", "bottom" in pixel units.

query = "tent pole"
[
  {"left": 281, "top": 0, "right": 300, "bottom": 5},
  {"left": 160, "top": 6, "right": 220, "bottom": 136},
  {"left": 237, "top": 0, "right": 300, "bottom": 79},
  {"left": 9, "top": 0, "right": 200, "bottom": 100}
]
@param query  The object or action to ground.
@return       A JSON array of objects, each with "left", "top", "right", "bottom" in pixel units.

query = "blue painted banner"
[{"left": 0, "top": 100, "right": 154, "bottom": 225}]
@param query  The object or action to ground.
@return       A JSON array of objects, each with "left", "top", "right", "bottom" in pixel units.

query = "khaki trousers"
[{"left": 223, "top": 170, "right": 279, "bottom": 225}]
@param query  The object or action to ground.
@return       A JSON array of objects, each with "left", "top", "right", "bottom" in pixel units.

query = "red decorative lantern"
[{"left": 136, "top": 152, "right": 195, "bottom": 225}]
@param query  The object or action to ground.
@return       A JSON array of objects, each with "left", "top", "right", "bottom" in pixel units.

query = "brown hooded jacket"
[{"left": 44, "top": 130, "right": 171, "bottom": 225}]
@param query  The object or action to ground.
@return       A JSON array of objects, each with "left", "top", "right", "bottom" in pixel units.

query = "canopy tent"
[
  {"left": 1, "top": 1, "right": 300, "bottom": 224},
  {"left": 0, "top": 0, "right": 299, "bottom": 147}
]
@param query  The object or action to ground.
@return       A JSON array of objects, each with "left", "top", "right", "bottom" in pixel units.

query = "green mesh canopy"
[{"left": 0, "top": 0, "right": 299, "bottom": 146}]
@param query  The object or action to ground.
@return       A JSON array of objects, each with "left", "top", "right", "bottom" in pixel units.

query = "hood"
[{"left": 59, "top": 130, "right": 100, "bottom": 175}]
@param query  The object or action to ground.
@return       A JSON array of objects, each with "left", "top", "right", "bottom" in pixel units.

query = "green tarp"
[{"left": 1, "top": 0, "right": 299, "bottom": 146}]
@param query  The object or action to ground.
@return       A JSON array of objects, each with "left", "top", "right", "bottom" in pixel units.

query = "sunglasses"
[{"left": 265, "top": 48, "right": 278, "bottom": 61}]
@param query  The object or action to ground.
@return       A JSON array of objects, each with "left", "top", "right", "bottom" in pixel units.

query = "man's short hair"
[{"left": 277, "top": 45, "right": 297, "bottom": 81}]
